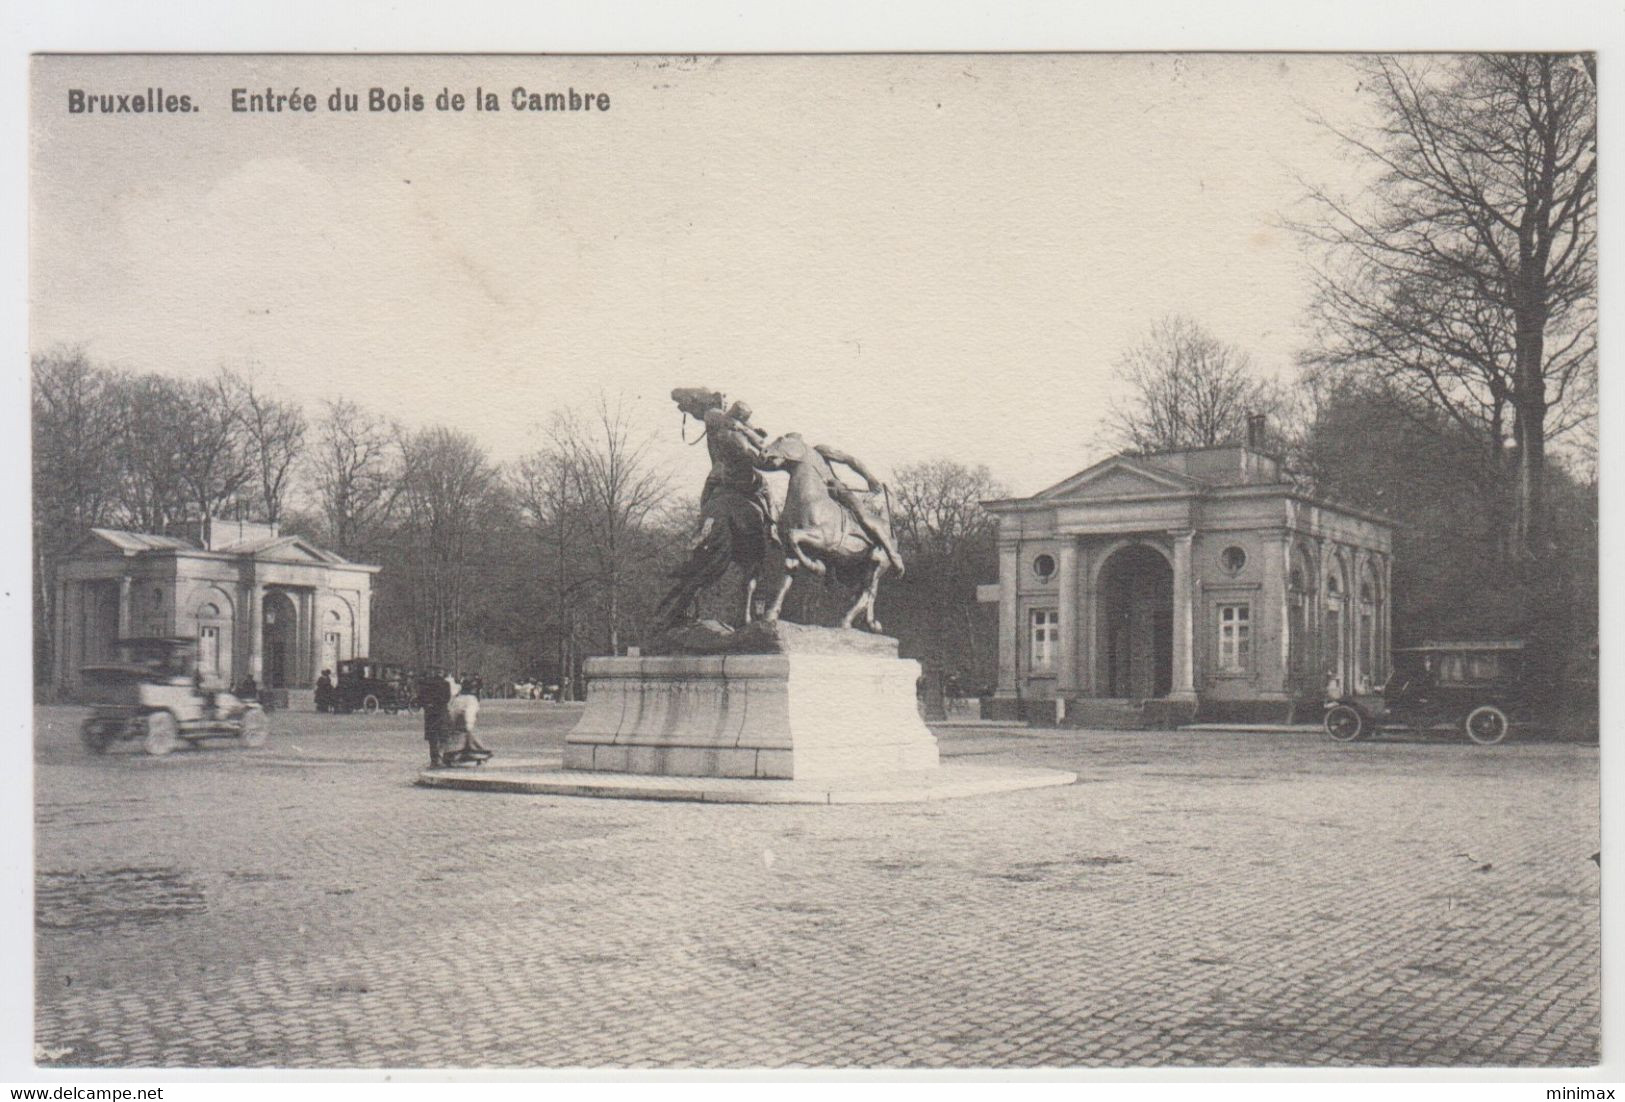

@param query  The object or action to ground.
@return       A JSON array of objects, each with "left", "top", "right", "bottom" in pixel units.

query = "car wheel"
[
  {"left": 362, "top": 694, "right": 381, "bottom": 715},
  {"left": 1464, "top": 704, "right": 1510, "bottom": 746},
  {"left": 143, "top": 711, "right": 179, "bottom": 757},
  {"left": 1324, "top": 704, "right": 1365, "bottom": 742},
  {"left": 239, "top": 707, "right": 269, "bottom": 748},
  {"left": 80, "top": 722, "right": 109, "bottom": 754}
]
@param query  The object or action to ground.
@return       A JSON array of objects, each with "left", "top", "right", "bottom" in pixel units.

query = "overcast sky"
[{"left": 31, "top": 53, "right": 1378, "bottom": 499}]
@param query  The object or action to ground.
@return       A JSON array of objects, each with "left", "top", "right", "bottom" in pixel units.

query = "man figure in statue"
[
  {"left": 811, "top": 441, "right": 905, "bottom": 576},
  {"left": 681, "top": 390, "right": 775, "bottom": 549},
  {"left": 654, "top": 388, "right": 779, "bottom": 630}
]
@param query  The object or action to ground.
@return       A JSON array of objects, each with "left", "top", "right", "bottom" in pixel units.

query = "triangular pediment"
[
  {"left": 1031, "top": 455, "right": 1201, "bottom": 503},
  {"left": 74, "top": 528, "right": 194, "bottom": 557},
  {"left": 233, "top": 536, "right": 345, "bottom": 564}
]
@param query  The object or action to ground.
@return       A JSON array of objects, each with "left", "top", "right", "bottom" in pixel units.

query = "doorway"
[
  {"left": 262, "top": 591, "right": 299, "bottom": 689},
  {"left": 1099, "top": 544, "right": 1173, "bottom": 699}
]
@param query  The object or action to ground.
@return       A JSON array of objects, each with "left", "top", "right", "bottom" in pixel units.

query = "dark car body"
[
  {"left": 333, "top": 658, "right": 419, "bottom": 714},
  {"left": 1324, "top": 641, "right": 1528, "bottom": 746}
]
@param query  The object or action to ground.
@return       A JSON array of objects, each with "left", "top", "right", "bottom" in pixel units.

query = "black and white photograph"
[{"left": 8, "top": 19, "right": 1615, "bottom": 1089}]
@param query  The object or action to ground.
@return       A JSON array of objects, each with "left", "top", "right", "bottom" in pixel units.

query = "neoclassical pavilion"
[
  {"left": 979, "top": 443, "right": 1393, "bottom": 725},
  {"left": 52, "top": 519, "right": 379, "bottom": 700}
]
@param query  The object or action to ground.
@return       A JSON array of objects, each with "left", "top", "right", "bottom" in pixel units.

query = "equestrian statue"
[{"left": 653, "top": 388, "right": 904, "bottom": 634}]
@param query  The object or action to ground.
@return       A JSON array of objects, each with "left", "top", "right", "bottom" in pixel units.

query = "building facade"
[
  {"left": 52, "top": 520, "right": 379, "bottom": 699},
  {"left": 980, "top": 444, "right": 1393, "bottom": 725}
]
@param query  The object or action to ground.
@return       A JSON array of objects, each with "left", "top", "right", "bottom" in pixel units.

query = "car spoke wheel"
[
  {"left": 239, "top": 707, "right": 269, "bottom": 748},
  {"left": 362, "top": 694, "right": 381, "bottom": 715},
  {"left": 80, "top": 723, "right": 109, "bottom": 754},
  {"left": 1324, "top": 704, "right": 1364, "bottom": 742},
  {"left": 1464, "top": 704, "right": 1510, "bottom": 746},
  {"left": 143, "top": 711, "right": 179, "bottom": 757}
]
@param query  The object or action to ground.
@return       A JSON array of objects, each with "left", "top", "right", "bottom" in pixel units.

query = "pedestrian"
[
  {"left": 315, "top": 669, "right": 333, "bottom": 713},
  {"left": 421, "top": 668, "right": 452, "bottom": 768},
  {"left": 447, "top": 675, "right": 490, "bottom": 760}
]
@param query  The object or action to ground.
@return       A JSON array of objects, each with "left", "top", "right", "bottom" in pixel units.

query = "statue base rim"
[{"left": 418, "top": 761, "right": 1079, "bottom": 805}]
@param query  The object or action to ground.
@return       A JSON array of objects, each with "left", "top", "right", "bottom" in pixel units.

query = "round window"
[
  {"left": 1220, "top": 546, "right": 1247, "bottom": 574},
  {"left": 1032, "top": 553, "right": 1057, "bottom": 581}
]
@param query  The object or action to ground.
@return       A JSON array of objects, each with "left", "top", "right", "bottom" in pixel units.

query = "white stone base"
[{"left": 564, "top": 653, "right": 940, "bottom": 781}]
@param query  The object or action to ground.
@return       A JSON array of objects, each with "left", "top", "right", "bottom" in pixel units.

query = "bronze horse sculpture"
[
  {"left": 755, "top": 432, "right": 904, "bottom": 632},
  {"left": 651, "top": 388, "right": 904, "bottom": 634}
]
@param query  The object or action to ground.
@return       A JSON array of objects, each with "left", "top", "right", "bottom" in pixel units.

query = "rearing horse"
[{"left": 756, "top": 433, "right": 903, "bottom": 632}]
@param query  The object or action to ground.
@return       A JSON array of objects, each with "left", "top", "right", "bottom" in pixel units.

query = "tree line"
[{"left": 31, "top": 352, "right": 1004, "bottom": 696}]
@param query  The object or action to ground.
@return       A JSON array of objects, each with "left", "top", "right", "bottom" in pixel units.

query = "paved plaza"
[{"left": 33, "top": 702, "right": 1599, "bottom": 1069}]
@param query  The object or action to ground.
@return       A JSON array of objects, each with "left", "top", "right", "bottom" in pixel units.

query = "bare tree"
[
  {"left": 1299, "top": 54, "right": 1596, "bottom": 561},
  {"left": 309, "top": 398, "right": 398, "bottom": 558},
  {"left": 885, "top": 459, "right": 1005, "bottom": 690},
  {"left": 223, "top": 368, "right": 307, "bottom": 527},
  {"left": 111, "top": 373, "right": 203, "bottom": 535},
  {"left": 32, "top": 349, "right": 123, "bottom": 536},
  {"left": 171, "top": 375, "right": 255, "bottom": 544},
  {"left": 1107, "top": 316, "right": 1285, "bottom": 453},
  {"left": 513, "top": 436, "right": 595, "bottom": 699},
  {"left": 32, "top": 348, "right": 124, "bottom": 677},
  {"left": 394, "top": 426, "right": 503, "bottom": 670},
  {"left": 891, "top": 459, "right": 1004, "bottom": 560},
  {"left": 547, "top": 396, "right": 674, "bottom": 656}
]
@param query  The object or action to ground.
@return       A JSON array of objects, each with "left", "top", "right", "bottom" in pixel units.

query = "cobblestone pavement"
[{"left": 33, "top": 702, "right": 1599, "bottom": 1069}]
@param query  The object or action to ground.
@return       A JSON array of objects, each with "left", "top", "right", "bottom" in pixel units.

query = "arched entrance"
[
  {"left": 1099, "top": 544, "right": 1173, "bottom": 699},
  {"left": 262, "top": 590, "right": 299, "bottom": 689}
]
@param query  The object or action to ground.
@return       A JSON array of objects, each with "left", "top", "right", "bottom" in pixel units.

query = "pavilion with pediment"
[
  {"left": 979, "top": 440, "right": 1393, "bottom": 726},
  {"left": 52, "top": 519, "right": 379, "bottom": 701}
]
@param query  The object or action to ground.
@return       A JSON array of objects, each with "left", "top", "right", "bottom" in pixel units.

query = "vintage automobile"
[
  {"left": 333, "top": 658, "right": 420, "bottom": 714},
  {"left": 80, "top": 637, "right": 269, "bottom": 756},
  {"left": 1323, "top": 640, "right": 1528, "bottom": 746}
]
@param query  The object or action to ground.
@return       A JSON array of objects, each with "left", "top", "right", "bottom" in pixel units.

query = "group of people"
[{"left": 421, "top": 670, "right": 491, "bottom": 768}]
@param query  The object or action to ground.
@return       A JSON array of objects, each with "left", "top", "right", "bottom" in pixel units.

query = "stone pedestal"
[{"left": 565, "top": 624, "right": 939, "bottom": 781}]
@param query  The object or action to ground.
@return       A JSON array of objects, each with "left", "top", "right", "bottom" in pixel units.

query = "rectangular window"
[
  {"left": 1029, "top": 609, "right": 1059, "bottom": 672},
  {"left": 1217, "top": 603, "right": 1251, "bottom": 673},
  {"left": 198, "top": 625, "right": 220, "bottom": 679}
]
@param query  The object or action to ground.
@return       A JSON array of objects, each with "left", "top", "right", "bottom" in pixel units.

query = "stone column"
[
  {"left": 246, "top": 585, "right": 263, "bottom": 685},
  {"left": 1315, "top": 537, "right": 1330, "bottom": 688},
  {"left": 1170, "top": 530, "right": 1197, "bottom": 700},
  {"left": 304, "top": 590, "right": 318, "bottom": 686},
  {"left": 53, "top": 579, "right": 69, "bottom": 692},
  {"left": 994, "top": 542, "right": 1020, "bottom": 700},
  {"left": 1258, "top": 534, "right": 1287, "bottom": 694},
  {"left": 1381, "top": 552, "right": 1393, "bottom": 681},
  {"left": 1280, "top": 534, "right": 1294, "bottom": 682},
  {"left": 66, "top": 581, "right": 81, "bottom": 677},
  {"left": 1076, "top": 544, "right": 1094, "bottom": 695},
  {"left": 117, "top": 575, "right": 132, "bottom": 640},
  {"left": 1056, "top": 539, "right": 1078, "bottom": 698}
]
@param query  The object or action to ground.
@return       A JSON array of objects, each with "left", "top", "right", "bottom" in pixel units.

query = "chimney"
[{"left": 1246, "top": 413, "right": 1267, "bottom": 449}]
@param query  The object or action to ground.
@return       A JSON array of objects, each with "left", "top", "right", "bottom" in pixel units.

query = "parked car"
[
  {"left": 80, "top": 637, "right": 269, "bottom": 756},
  {"left": 333, "top": 658, "right": 419, "bottom": 714},
  {"left": 1324, "top": 640, "right": 1529, "bottom": 746}
]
